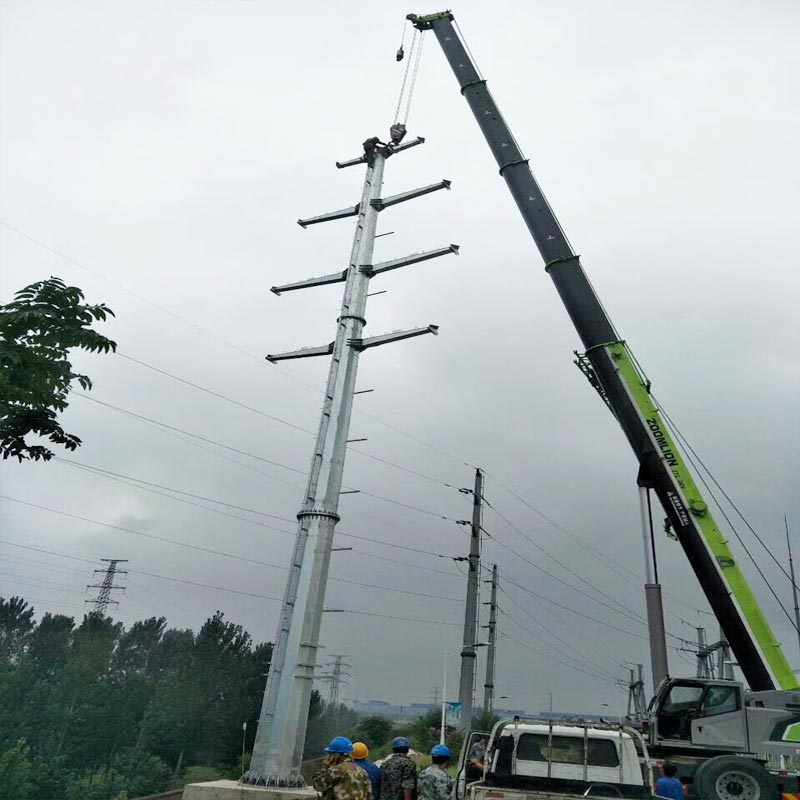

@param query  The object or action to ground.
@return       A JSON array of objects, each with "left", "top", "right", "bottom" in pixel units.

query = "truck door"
[
  {"left": 690, "top": 684, "right": 747, "bottom": 750},
  {"left": 653, "top": 680, "right": 746, "bottom": 751}
]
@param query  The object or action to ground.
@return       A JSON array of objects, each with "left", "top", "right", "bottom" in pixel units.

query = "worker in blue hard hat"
[
  {"left": 418, "top": 745, "right": 454, "bottom": 800},
  {"left": 379, "top": 736, "right": 417, "bottom": 800},
  {"left": 312, "top": 737, "right": 373, "bottom": 800}
]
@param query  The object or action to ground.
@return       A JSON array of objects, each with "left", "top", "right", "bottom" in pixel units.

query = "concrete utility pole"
[
  {"left": 638, "top": 477, "right": 669, "bottom": 690},
  {"left": 244, "top": 135, "right": 457, "bottom": 787},
  {"left": 85, "top": 559, "right": 128, "bottom": 616},
  {"left": 786, "top": 516, "right": 800, "bottom": 662},
  {"left": 483, "top": 564, "right": 498, "bottom": 716},
  {"left": 458, "top": 468, "right": 483, "bottom": 730}
]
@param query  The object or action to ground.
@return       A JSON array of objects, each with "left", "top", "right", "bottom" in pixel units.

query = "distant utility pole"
[
  {"left": 458, "top": 467, "right": 483, "bottom": 730},
  {"left": 429, "top": 686, "right": 442, "bottom": 707},
  {"left": 85, "top": 559, "right": 128, "bottom": 616},
  {"left": 483, "top": 564, "right": 498, "bottom": 716},
  {"left": 626, "top": 665, "right": 647, "bottom": 721},
  {"left": 696, "top": 626, "right": 734, "bottom": 680},
  {"left": 786, "top": 516, "right": 800, "bottom": 662},
  {"left": 696, "top": 628, "right": 710, "bottom": 678},
  {"left": 244, "top": 134, "right": 457, "bottom": 787}
]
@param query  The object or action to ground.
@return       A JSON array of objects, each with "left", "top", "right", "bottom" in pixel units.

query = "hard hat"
[
  {"left": 352, "top": 742, "right": 369, "bottom": 760},
  {"left": 324, "top": 736, "right": 354, "bottom": 754},
  {"left": 392, "top": 736, "right": 411, "bottom": 749},
  {"left": 431, "top": 744, "right": 452, "bottom": 758}
]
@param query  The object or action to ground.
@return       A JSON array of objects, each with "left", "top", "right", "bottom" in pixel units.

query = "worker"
[
  {"left": 418, "top": 744, "right": 454, "bottom": 800},
  {"left": 362, "top": 137, "right": 386, "bottom": 167},
  {"left": 379, "top": 736, "right": 417, "bottom": 800},
  {"left": 464, "top": 736, "right": 486, "bottom": 782},
  {"left": 655, "top": 763, "right": 684, "bottom": 800},
  {"left": 312, "top": 736, "right": 373, "bottom": 800},
  {"left": 352, "top": 741, "right": 381, "bottom": 799}
]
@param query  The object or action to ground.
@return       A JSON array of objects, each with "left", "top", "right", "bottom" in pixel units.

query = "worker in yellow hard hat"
[{"left": 352, "top": 741, "right": 380, "bottom": 799}]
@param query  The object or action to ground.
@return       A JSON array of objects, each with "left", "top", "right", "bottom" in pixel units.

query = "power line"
[
  {"left": 497, "top": 611, "right": 619, "bottom": 683},
  {"left": 71, "top": 394, "right": 463, "bottom": 539},
  {"left": 484, "top": 471, "right": 713, "bottom": 619},
  {"left": 0, "top": 219, "right": 475, "bottom": 473},
  {"left": 481, "top": 524, "right": 645, "bottom": 625},
  {"left": 0, "top": 507, "right": 462, "bottom": 601},
  {"left": 484, "top": 497, "right": 646, "bottom": 621},
  {"left": 498, "top": 585, "right": 621, "bottom": 680}
]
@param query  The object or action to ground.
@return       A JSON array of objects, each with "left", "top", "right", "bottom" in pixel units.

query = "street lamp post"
[{"left": 442, "top": 642, "right": 489, "bottom": 744}]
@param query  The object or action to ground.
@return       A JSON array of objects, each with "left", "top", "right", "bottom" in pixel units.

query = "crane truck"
[{"left": 406, "top": 10, "right": 800, "bottom": 800}]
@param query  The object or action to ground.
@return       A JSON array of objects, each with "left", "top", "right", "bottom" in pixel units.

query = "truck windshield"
[{"left": 515, "top": 734, "right": 619, "bottom": 767}]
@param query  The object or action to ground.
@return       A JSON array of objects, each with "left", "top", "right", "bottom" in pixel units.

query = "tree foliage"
[
  {"left": 0, "top": 599, "right": 279, "bottom": 798},
  {"left": 0, "top": 276, "right": 115, "bottom": 461}
]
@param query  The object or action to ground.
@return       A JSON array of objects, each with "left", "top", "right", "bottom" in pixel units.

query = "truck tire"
[{"left": 692, "top": 756, "right": 772, "bottom": 800}]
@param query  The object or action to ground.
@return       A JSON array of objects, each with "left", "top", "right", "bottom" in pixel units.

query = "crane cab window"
[{"left": 700, "top": 686, "right": 740, "bottom": 717}]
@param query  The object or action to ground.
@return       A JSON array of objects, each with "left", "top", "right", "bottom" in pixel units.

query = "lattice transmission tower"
[{"left": 85, "top": 559, "right": 128, "bottom": 615}]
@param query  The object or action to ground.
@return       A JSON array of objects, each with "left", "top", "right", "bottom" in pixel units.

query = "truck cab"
[{"left": 457, "top": 718, "right": 653, "bottom": 800}]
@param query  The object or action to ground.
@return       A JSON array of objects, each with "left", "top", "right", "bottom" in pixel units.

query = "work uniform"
[
  {"left": 355, "top": 757, "right": 381, "bottom": 800},
  {"left": 312, "top": 759, "right": 373, "bottom": 800},
  {"left": 379, "top": 752, "right": 417, "bottom": 800},
  {"left": 418, "top": 764, "right": 453, "bottom": 800}
]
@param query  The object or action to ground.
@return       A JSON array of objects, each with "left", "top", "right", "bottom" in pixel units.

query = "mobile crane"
[{"left": 407, "top": 10, "right": 800, "bottom": 799}]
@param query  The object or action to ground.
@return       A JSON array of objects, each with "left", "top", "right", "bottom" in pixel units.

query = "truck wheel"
[{"left": 693, "top": 756, "right": 772, "bottom": 800}]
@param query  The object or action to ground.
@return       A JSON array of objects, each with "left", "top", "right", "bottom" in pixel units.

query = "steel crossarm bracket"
[
  {"left": 271, "top": 269, "right": 347, "bottom": 295},
  {"left": 266, "top": 342, "right": 334, "bottom": 363},
  {"left": 388, "top": 136, "right": 426, "bottom": 155},
  {"left": 335, "top": 155, "right": 367, "bottom": 170},
  {"left": 361, "top": 244, "right": 459, "bottom": 277},
  {"left": 371, "top": 180, "right": 451, "bottom": 211},
  {"left": 335, "top": 137, "right": 426, "bottom": 169},
  {"left": 349, "top": 324, "right": 439, "bottom": 351},
  {"left": 297, "top": 205, "right": 359, "bottom": 228}
]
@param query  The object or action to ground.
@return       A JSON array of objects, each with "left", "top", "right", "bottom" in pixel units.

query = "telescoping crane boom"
[{"left": 408, "top": 11, "right": 798, "bottom": 694}]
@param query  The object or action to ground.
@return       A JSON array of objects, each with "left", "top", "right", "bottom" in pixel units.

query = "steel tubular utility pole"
[
  {"left": 786, "top": 517, "right": 800, "bottom": 662},
  {"left": 245, "top": 136, "right": 454, "bottom": 787},
  {"left": 638, "top": 484, "right": 669, "bottom": 690},
  {"left": 483, "top": 564, "right": 498, "bottom": 716},
  {"left": 459, "top": 468, "right": 483, "bottom": 730}
]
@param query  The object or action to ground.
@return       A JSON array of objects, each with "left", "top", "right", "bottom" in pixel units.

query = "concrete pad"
[{"left": 182, "top": 780, "right": 318, "bottom": 800}]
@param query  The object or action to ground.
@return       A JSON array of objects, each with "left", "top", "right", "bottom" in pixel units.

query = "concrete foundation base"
[{"left": 182, "top": 780, "right": 318, "bottom": 800}]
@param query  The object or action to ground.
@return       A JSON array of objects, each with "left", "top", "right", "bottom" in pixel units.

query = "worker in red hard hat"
[{"left": 352, "top": 741, "right": 381, "bottom": 799}]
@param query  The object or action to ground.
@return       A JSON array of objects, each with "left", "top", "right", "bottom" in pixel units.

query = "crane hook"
[{"left": 396, "top": 44, "right": 405, "bottom": 62}]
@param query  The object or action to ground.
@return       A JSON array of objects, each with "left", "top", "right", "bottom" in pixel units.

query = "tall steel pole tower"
[
  {"left": 458, "top": 467, "right": 483, "bottom": 731},
  {"left": 245, "top": 135, "right": 457, "bottom": 787},
  {"left": 483, "top": 563, "right": 498, "bottom": 716},
  {"left": 85, "top": 559, "right": 128, "bottom": 616}
]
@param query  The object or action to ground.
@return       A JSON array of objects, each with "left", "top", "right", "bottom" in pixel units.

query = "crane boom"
[{"left": 409, "top": 10, "right": 798, "bottom": 692}]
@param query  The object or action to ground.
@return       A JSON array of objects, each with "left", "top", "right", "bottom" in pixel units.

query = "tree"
[
  {"left": 354, "top": 716, "right": 393, "bottom": 749},
  {"left": 0, "top": 276, "right": 115, "bottom": 461},
  {"left": 0, "top": 597, "right": 35, "bottom": 663}
]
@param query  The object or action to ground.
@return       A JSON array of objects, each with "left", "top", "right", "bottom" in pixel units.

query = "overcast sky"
[{"left": 1, "top": 0, "right": 798, "bottom": 718}]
